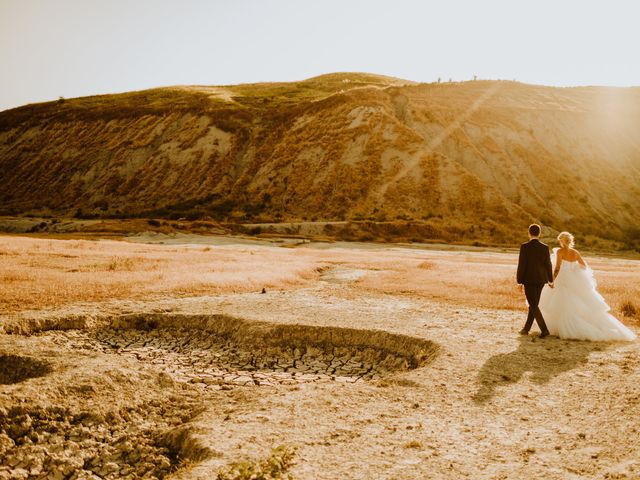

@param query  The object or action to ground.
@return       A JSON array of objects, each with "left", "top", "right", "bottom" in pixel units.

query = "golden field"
[
  {"left": 1, "top": 235, "right": 637, "bottom": 322},
  {"left": 0, "top": 235, "right": 320, "bottom": 314}
]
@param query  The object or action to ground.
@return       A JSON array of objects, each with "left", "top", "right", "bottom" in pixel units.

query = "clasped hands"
[{"left": 517, "top": 283, "right": 554, "bottom": 292}]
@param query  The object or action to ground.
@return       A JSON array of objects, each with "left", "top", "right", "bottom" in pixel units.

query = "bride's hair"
[{"left": 557, "top": 231, "right": 575, "bottom": 248}]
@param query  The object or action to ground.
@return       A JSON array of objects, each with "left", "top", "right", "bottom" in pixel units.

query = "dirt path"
[{"left": 1, "top": 259, "right": 639, "bottom": 479}]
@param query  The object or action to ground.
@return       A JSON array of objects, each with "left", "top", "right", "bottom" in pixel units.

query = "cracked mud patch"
[
  {"left": 53, "top": 313, "right": 439, "bottom": 388},
  {"left": 1, "top": 314, "right": 438, "bottom": 479}
]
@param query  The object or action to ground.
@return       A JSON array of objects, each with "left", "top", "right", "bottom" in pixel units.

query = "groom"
[{"left": 516, "top": 224, "right": 553, "bottom": 337}]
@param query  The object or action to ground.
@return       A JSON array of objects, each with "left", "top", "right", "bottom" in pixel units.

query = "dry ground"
[{"left": 1, "top": 234, "right": 639, "bottom": 479}]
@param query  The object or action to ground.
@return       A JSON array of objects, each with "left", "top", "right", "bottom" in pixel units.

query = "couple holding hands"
[{"left": 516, "top": 224, "right": 635, "bottom": 341}]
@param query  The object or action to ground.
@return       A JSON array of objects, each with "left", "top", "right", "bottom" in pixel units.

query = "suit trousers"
[{"left": 523, "top": 283, "right": 549, "bottom": 334}]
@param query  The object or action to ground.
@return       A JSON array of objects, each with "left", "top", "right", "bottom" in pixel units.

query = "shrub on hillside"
[
  {"left": 184, "top": 210, "right": 206, "bottom": 221},
  {"left": 73, "top": 208, "right": 99, "bottom": 219}
]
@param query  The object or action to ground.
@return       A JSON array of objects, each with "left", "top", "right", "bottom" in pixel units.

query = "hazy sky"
[{"left": 1, "top": 0, "right": 638, "bottom": 111}]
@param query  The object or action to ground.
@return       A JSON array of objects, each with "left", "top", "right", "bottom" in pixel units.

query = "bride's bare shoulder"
[
  {"left": 556, "top": 247, "right": 581, "bottom": 261},
  {"left": 570, "top": 248, "right": 586, "bottom": 265}
]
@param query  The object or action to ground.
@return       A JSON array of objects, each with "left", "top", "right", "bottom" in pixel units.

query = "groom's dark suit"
[{"left": 517, "top": 238, "right": 553, "bottom": 334}]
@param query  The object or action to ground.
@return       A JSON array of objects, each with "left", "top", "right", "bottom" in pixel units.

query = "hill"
[{"left": 1, "top": 73, "right": 639, "bottom": 248}]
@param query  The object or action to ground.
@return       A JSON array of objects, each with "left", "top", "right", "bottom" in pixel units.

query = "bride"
[{"left": 539, "top": 232, "right": 636, "bottom": 341}]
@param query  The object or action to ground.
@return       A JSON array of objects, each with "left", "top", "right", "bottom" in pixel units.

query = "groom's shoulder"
[
  {"left": 521, "top": 239, "right": 549, "bottom": 250},
  {"left": 520, "top": 241, "right": 533, "bottom": 252}
]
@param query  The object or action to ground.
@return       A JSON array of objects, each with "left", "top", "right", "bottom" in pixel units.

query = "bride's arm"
[
  {"left": 576, "top": 250, "right": 587, "bottom": 269},
  {"left": 553, "top": 251, "right": 563, "bottom": 280}
]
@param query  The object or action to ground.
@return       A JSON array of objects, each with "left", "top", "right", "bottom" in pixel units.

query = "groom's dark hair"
[{"left": 529, "top": 224, "right": 541, "bottom": 236}]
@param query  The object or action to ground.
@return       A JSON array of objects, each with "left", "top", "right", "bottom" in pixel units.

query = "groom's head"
[{"left": 528, "top": 224, "right": 541, "bottom": 238}]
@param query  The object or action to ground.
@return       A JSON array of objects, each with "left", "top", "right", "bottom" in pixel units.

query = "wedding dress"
[{"left": 539, "top": 249, "right": 636, "bottom": 341}]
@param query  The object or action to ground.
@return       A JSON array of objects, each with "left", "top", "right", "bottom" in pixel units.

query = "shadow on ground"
[{"left": 473, "top": 335, "right": 611, "bottom": 403}]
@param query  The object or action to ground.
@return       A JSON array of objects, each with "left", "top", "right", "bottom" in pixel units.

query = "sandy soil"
[{"left": 1, "top": 235, "right": 639, "bottom": 479}]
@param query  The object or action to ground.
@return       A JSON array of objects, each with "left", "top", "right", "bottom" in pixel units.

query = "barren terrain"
[{"left": 1, "top": 234, "right": 639, "bottom": 479}]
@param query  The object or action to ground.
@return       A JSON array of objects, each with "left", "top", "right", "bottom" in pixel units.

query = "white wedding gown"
[{"left": 539, "top": 249, "right": 636, "bottom": 341}]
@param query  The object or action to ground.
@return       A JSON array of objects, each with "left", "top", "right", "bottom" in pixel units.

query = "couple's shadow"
[{"left": 472, "top": 335, "right": 610, "bottom": 404}]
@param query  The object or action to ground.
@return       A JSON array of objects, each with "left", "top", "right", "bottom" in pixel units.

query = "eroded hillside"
[{"left": 1, "top": 73, "right": 639, "bottom": 246}]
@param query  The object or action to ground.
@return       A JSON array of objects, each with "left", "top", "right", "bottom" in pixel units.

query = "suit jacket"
[{"left": 517, "top": 239, "right": 553, "bottom": 285}]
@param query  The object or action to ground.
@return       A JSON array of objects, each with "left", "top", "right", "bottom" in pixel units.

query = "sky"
[{"left": 1, "top": 0, "right": 639, "bottom": 111}]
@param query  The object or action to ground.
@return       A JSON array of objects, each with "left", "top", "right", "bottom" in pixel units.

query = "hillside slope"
[{"left": 1, "top": 73, "right": 639, "bottom": 246}]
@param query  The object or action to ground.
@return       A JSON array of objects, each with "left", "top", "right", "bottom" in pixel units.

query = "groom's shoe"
[
  {"left": 539, "top": 331, "right": 550, "bottom": 338},
  {"left": 519, "top": 329, "right": 529, "bottom": 335}
]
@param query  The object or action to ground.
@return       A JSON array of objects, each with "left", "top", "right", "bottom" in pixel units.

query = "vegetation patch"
[{"left": 216, "top": 445, "right": 296, "bottom": 480}]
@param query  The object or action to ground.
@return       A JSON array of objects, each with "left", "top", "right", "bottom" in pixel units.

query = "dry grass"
[
  {"left": 403, "top": 440, "right": 423, "bottom": 449},
  {"left": 0, "top": 236, "right": 320, "bottom": 314},
  {"left": 346, "top": 250, "right": 524, "bottom": 310},
  {"left": 620, "top": 300, "right": 638, "bottom": 319},
  {"left": 1, "top": 235, "right": 638, "bottom": 327},
  {"left": 216, "top": 445, "right": 296, "bottom": 480},
  {"left": 336, "top": 249, "right": 640, "bottom": 324}
]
